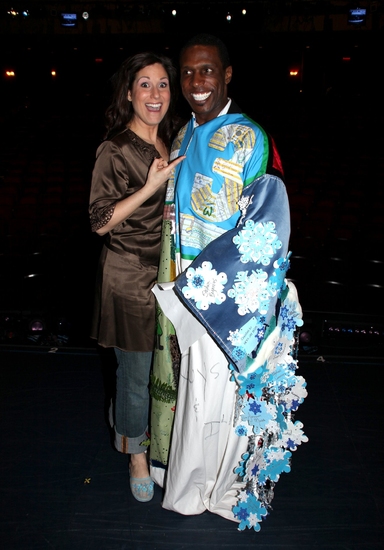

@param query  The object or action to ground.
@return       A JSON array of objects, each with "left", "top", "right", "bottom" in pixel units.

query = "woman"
[{"left": 89, "top": 52, "right": 184, "bottom": 503}]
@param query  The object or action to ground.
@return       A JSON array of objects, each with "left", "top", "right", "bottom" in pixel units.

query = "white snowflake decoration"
[
  {"left": 233, "top": 220, "right": 282, "bottom": 265},
  {"left": 227, "top": 269, "right": 269, "bottom": 316},
  {"left": 181, "top": 261, "right": 228, "bottom": 310},
  {"left": 227, "top": 329, "right": 244, "bottom": 346},
  {"left": 282, "top": 420, "right": 309, "bottom": 451}
]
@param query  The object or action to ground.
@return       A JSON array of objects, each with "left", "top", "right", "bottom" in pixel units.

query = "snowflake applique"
[
  {"left": 227, "top": 318, "right": 267, "bottom": 363},
  {"left": 265, "top": 360, "right": 296, "bottom": 392},
  {"left": 237, "top": 489, "right": 250, "bottom": 503},
  {"left": 231, "top": 346, "right": 247, "bottom": 362},
  {"left": 281, "top": 420, "right": 308, "bottom": 451},
  {"left": 264, "top": 418, "right": 284, "bottom": 439},
  {"left": 181, "top": 261, "right": 227, "bottom": 310},
  {"left": 234, "top": 450, "right": 251, "bottom": 477},
  {"left": 269, "top": 256, "right": 290, "bottom": 291},
  {"left": 259, "top": 447, "right": 292, "bottom": 483},
  {"left": 272, "top": 335, "right": 291, "bottom": 361},
  {"left": 227, "top": 269, "right": 270, "bottom": 315},
  {"left": 278, "top": 301, "right": 304, "bottom": 339},
  {"left": 236, "top": 363, "right": 268, "bottom": 398},
  {"left": 232, "top": 220, "right": 282, "bottom": 265},
  {"left": 235, "top": 424, "right": 249, "bottom": 437},
  {"left": 241, "top": 398, "right": 276, "bottom": 433},
  {"left": 240, "top": 446, "right": 267, "bottom": 484},
  {"left": 280, "top": 376, "right": 308, "bottom": 412},
  {"left": 233, "top": 492, "right": 268, "bottom": 531},
  {"left": 229, "top": 280, "right": 308, "bottom": 532},
  {"left": 227, "top": 328, "right": 244, "bottom": 346}
]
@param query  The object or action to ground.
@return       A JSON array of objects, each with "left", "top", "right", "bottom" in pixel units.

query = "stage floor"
[{"left": 0, "top": 346, "right": 382, "bottom": 550}]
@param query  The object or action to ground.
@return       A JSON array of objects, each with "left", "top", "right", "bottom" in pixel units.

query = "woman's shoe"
[{"left": 129, "top": 475, "right": 154, "bottom": 502}]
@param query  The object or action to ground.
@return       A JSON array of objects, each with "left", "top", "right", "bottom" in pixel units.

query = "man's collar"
[{"left": 192, "top": 99, "right": 232, "bottom": 127}]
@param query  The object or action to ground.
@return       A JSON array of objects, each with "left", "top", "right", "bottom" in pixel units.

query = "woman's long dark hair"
[{"left": 104, "top": 52, "right": 178, "bottom": 147}]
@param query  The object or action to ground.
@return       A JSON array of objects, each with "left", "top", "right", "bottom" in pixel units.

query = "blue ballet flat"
[{"left": 129, "top": 475, "right": 154, "bottom": 502}]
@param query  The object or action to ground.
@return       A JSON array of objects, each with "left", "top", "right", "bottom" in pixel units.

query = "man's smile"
[{"left": 191, "top": 92, "right": 212, "bottom": 102}]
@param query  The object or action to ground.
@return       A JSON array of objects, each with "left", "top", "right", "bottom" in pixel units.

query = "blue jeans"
[{"left": 113, "top": 348, "right": 152, "bottom": 455}]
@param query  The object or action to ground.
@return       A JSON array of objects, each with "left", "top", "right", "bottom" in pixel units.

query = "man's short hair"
[{"left": 180, "top": 33, "right": 231, "bottom": 69}]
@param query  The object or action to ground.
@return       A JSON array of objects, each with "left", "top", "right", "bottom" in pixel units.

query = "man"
[{"left": 150, "top": 34, "right": 308, "bottom": 531}]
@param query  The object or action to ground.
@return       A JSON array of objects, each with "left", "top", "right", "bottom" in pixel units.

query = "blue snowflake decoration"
[
  {"left": 280, "top": 376, "right": 308, "bottom": 412},
  {"left": 259, "top": 448, "right": 292, "bottom": 483},
  {"left": 268, "top": 256, "right": 289, "bottom": 294},
  {"left": 234, "top": 451, "right": 250, "bottom": 477},
  {"left": 235, "top": 424, "right": 248, "bottom": 437},
  {"left": 233, "top": 220, "right": 282, "bottom": 265},
  {"left": 241, "top": 398, "right": 276, "bottom": 433},
  {"left": 227, "top": 317, "right": 266, "bottom": 363},
  {"left": 233, "top": 492, "right": 268, "bottom": 531},
  {"left": 229, "top": 281, "right": 308, "bottom": 532},
  {"left": 279, "top": 302, "right": 303, "bottom": 339},
  {"left": 236, "top": 363, "right": 268, "bottom": 398}
]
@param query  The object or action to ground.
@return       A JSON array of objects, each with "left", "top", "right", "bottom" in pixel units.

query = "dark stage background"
[
  {"left": 0, "top": 14, "right": 383, "bottom": 549},
  {"left": 1, "top": 28, "right": 383, "bottom": 356}
]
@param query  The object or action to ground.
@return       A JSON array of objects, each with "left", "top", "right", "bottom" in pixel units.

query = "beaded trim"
[{"left": 90, "top": 203, "right": 116, "bottom": 231}]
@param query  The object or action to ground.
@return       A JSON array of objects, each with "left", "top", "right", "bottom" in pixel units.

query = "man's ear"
[{"left": 225, "top": 66, "right": 233, "bottom": 85}]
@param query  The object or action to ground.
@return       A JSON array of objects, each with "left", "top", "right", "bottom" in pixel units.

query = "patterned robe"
[{"left": 150, "top": 103, "right": 308, "bottom": 530}]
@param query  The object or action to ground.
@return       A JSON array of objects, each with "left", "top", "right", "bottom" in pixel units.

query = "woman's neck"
[{"left": 128, "top": 120, "right": 159, "bottom": 146}]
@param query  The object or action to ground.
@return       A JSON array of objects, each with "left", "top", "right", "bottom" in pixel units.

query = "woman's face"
[{"left": 128, "top": 63, "right": 171, "bottom": 130}]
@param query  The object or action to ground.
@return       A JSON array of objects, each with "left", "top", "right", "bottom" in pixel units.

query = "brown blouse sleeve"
[{"left": 89, "top": 140, "right": 129, "bottom": 232}]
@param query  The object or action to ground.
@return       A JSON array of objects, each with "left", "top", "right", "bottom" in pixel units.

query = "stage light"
[
  {"left": 26, "top": 318, "right": 46, "bottom": 344},
  {"left": 226, "top": 12, "right": 232, "bottom": 21},
  {"left": 5, "top": 70, "right": 15, "bottom": 78},
  {"left": 51, "top": 70, "right": 57, "bottom": 77},
  {"left": 299, "top": 331, "right": 313, "bottom": 345},
  {"left": 29, "top": 319, "right": 45, "bottom": 332},
  {"left": 242, "top": 9, "right": 247, "bottom": 16},
  {"left": 172, "top": 10, "right": 177, "bottom": 16},
  {"left": 298, "top": 328, "right": 318, "bottom": 354},
  {"left": 82, "top": 12, "right": 89, "bottom": 20}
]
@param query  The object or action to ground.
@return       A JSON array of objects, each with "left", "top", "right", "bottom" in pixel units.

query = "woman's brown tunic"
[{"left": 89, "top": 128, "right": 166, "bottom": 352}]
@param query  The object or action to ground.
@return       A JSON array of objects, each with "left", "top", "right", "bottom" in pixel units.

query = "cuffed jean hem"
[
  {"left": 114, "top": 424, "right": 150, "bottom": 455},
  {"left": 108, "top": 400, "right": 150, "bottom": 454}
]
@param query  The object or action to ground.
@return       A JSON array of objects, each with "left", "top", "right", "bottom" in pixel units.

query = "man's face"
[{"left": 180, "top": 45, "right": 232, "bottom": 125}]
